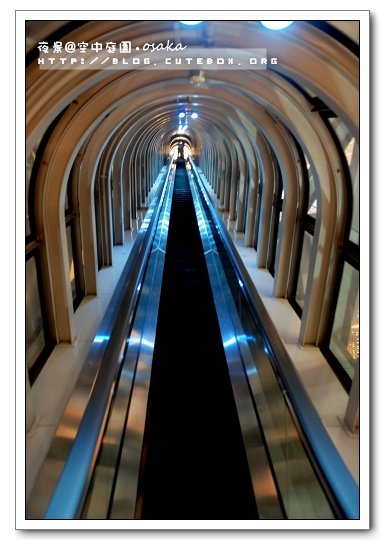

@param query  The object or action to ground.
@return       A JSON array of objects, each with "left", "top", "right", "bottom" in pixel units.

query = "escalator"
[
  {"left": 136, "top": 159, "right": 259, "bottom": 519},
  {"left": 27, "top": 158, "right": 359, "bottom": 521}
]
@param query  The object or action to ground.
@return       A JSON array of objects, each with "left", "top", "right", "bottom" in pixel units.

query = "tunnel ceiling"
[{"left": 26, "top": 19, "right": 359, "bottom": 164}]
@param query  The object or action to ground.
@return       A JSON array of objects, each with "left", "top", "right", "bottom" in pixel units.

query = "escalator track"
[
  {"left": 28, "top": 159, "right": 357, "bottom": 522},
  {"left": 135, "top": 159, "right": 258, "bottom": 519}
]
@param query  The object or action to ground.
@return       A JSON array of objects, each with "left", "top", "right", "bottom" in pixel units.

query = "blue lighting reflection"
[
  {"left": 238, "top": 334, "right": 256, "bottom": 343},
  {"left": 223, "top": 336, "right": 237, "bottom": 348},
  {"left": 141, "top": 337, "right": 155, "bottom": 349},
  {"left": 246, "top": 366, "right": 257, "bottom": 376},
  {"left": 128, "top": 336, "right": 141, "bottom": 346},
  {"left": 223, "top": 334, "right": 255, "bottom": 349},
  {"left": 93, "top": 334, "right": 110, "bottom": 343}
]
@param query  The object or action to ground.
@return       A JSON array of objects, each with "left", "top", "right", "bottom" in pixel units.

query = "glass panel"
[
  {"left": 66, "top": 225, "right": 76, "bottom": 302},
  {"left": 26, "top": 256, "right": 46, "bottom": 370},
  {"left": 26, "top": 151, "right": 36, "bottom": 237},
  {"left": 347, "top": 138, "right": 359, "bottom": 244},
  {"left": 191, "top": 177, "right": 335, "bottom": 518},
  {"left": 65, "top": 185, "right": 70, "bottom": 212},
  {"left": 295, "top": 231, "right": 314, "bottom": 310},
  {"left": 306, "top": 156, "right": 317, "bottom": 218},
  {"left": 236, "top": 305, "right": 334, "bottom": 518},
  {"left": 329, "top": 118, "right": 359, "bottom": 244},
  {"left": 267, "top": 164, "right": 283, "bottom": 276},
  {"left": 329, "top": 263, "right": 359, "bottom": 380},
  {"left": 94, "top": 179, "right": 103, "bottom": 270},
  {"left": 279, "top": 188, "right": 285, "bottom": 222}
]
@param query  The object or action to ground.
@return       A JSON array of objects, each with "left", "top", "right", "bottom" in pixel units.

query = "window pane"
[
  {"left": 295, "top": 231, "right": 313, "bottom": 310},
  {"left": 347, "top": 138, "right": 359, "bottom": 244},
  {"left": 26, "top": 257, "right": 46, "bottom": 370},
  {"left": 26, "top": 151, "right": 36, "bottom": 237},
  {"left": 65, "top": 189, "right": 69, "bottom": 212},
  {"left": 306, "top": 156, "right": 317, "bottom": 218},
  {"left": 66, "top": 225, "right": 77, "bottom": 301},
  {"left": 279, "top": 188, "right": 285, "bottom": 221},
  {"left": 267, "top": 160, "right": 283, "bottom": 276},
  {"left": 329, "top": 118, "right": 359, "bottom": 244},
  {"left": 329, "top": 263, "right": 359, "bottom": 380}
]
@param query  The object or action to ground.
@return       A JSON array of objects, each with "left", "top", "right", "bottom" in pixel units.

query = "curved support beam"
[{"left": 32, "top": 64, "right": 350, "bottom": 346}]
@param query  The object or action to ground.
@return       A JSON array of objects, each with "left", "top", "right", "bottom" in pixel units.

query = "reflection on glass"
[
  {"left": 306, "top": 156, "right": 317, "bottom": 218},
  {"left": 267, "top": 165, "right": 283, "bottom": 276},
  {"left": 194, "top": 177, "right": 336, "bottom": 518},
  {"left": 26, "top": 151, "right": 36, "bottom": 237},
  {"left": 295, "top": 231, "right": 314, "bottom": 310},
  {"left": 278, "top": 188, "right": 285, "bottom": 222},
  {"left": 66, "top": 225, "right": 76, "bottom": 301},
  {"left": 26, "top": 257, "right": 45, "bottom": 370},
  {"left": 346, "top": 137, "right": 359, "bottom": 244},
  {"left": 65, "top": 186, "right": 70, "bottom": 212},
  {"left": 239, "top": 315, "right": 334, "bottom": 518},
  {"left": 329, "top": 118, "right": 359, "bottom": 244},
  {"left": 330, "top": 262, "right": 359, "bottom": 380}
]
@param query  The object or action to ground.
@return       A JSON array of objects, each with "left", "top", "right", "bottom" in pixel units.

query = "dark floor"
[{"left": 136, "top": 159, "right": 258, "bottom": 519}]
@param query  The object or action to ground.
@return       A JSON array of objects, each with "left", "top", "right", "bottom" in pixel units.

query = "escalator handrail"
[
  {"left": 189, "top": 160, "right": 359, "bottom": 520},
  {"left": 43, "top": 161, "right": 174, "bottom": 519}
]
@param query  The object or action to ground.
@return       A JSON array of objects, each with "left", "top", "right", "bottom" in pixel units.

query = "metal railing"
[{"left": 27, "top": 161, "right": 174, "bottom": 519}]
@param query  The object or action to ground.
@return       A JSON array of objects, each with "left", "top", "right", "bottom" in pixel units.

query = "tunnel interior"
[{"left": 24, "top": 17, "right": 361, "bottom": 522}]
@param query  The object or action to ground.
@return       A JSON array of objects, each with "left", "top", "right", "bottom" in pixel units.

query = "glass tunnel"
[{"left": 23, "top": 16, "right": 364, "bottom": 524}]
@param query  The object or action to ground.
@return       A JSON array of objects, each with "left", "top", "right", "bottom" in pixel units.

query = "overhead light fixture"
[
  {"left": 190, "top": 70, "right": 206, "bottom": 87},
  {"left": 191, "top": 112, "right": 198, "bottom": 119},
  {"left": 178, "top": 112, "right": 186, "bottom": 118},
  {"left": 179, "top": 21, "right": 203, "bottom": 25},
  {"left": 260, "top": 21, "right": 294, "bottom": 30}
]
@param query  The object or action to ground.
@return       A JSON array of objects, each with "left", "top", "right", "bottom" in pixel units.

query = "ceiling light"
[
  {"left": 191, "top": 112, "right": 198, "bottom": 119},
  {"left": 260, "top": 21, "right": 294, "bottom": 30},
  {"left": 179, "top": 21, "right": 203, "bottom": 26},
  {"left": 178, "top": 112, "right": 186, "bottom": 118}
]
